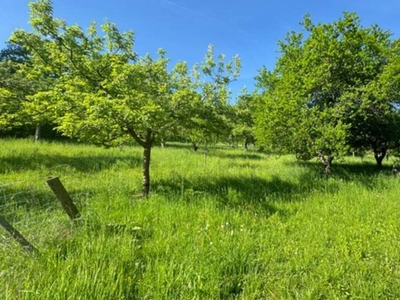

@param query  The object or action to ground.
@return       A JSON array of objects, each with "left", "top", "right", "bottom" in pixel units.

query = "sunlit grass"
[{"left": 1, "top": 138, "right": 400, "bottom": 299}]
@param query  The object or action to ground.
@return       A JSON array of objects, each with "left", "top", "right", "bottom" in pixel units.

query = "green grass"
[{"left": 1, "top": 138, "right": 400, "bottom": 299}]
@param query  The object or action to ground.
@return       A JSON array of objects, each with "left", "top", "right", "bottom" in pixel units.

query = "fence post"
[
  {"left": 0, "top": 215, "right": 37, "bottom": 253},
  {"left": 46, "top": 177, "right": 81, "bottom": 222}
]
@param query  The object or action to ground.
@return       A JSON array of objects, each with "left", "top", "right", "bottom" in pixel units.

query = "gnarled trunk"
[
  {"left": 319, "top": 153, "right": 334, "bottom": 174},
  {"left": 324, "top": 156, "right": 334, "bottom": 173}
]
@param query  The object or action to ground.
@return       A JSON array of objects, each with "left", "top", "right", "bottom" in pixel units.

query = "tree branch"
[{"left": 125, "top": 124, "right": 146, "bottom": 147}]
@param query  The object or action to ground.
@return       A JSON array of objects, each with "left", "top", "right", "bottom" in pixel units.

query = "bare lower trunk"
[
  {"left": 192, "top": 142, "right": 198, "bottom": 152},
  {"left": 319, "top": 153, "right": 334, "bottom": 174},
  {"left": 142, "top": 130, "right": 152, "bottom": 197},
  {"left": 143, "top": 146, "right": 151, "bottom": 196},
  {"left": 324, "top": 156, "right": 334, "bottom": 173},
  {"left": 244, "top": 134, "right": 251, "bottom": 151},
  {"left": 244, "top": 140, "right": 249, "bottom": 151},
  {"left": 374, "top": 148, "right": 386, "bottom": 169},
  {"left": 34, "top": 125, "right": 41, "bottom": 142},
  {"left": 125, "top": 125, "right": 153, "bottom": 197}
]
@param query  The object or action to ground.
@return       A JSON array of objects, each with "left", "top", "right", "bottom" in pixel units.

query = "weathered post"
[
  {"left": 0, "top": 215, "right": 37, "bottom": 253},
  {"left": 46, "top": 177, "right": 81, "bottom": 222}
]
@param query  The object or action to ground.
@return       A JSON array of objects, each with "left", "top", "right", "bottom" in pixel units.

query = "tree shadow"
[
  {"left": 289, "top": 160, "right": 392, "bottom": 190},
  {"left": 0, "top": 152, "right": 141, "bottom": 174},
  {"left": 161, "top": 142, "right": 234, "bottom": 151},
  {"left": 206, "top": 151, "right": 267, "bottom": 161},
  {"left": 154, "top": 175, "right": 312, "bottom": 217}
]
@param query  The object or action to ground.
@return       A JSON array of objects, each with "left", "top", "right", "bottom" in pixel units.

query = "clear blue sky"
[{"left": 1, "top": 0, "right": 400, "bottom": 99}]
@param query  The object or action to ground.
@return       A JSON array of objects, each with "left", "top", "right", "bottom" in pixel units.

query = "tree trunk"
[
  {"left": 125, "top": 125, "right": 153, "bottom": 197},
  {"left": 161, "top": 138, "right": 165, "bottom": 148},
  {"left": 374, "top": 148, "right": 387, "bottom": 169},
  {"left": 319, "top": 153, "right": 334, "bottom": 174},
  {"left": 192, "top": 142, "right": 198, "bottom": 152},
  {"left": 142, "top": 130, "right": 152, "bottom": 197},
  {"left": 34, "top": 125, "right": 41, "bottom": 142},
  {"left": 324, "top": 156, "right": 334, "bottom": 173}
]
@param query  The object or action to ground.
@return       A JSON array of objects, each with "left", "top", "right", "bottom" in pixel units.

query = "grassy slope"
[{"left": 1, "top": 139, "right": 400, "bottom": 299}]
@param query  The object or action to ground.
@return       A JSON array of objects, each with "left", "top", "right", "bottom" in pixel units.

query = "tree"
[
  {"left": 0, "top": 43, "right": 35, "bottom": 133},
  {"left": 12, "top": 0, "right": 240, "bottom": 196},
  {"left": 0, "top": 42, "right": 45, "bottom": 138},
  {"left": 0, "top": 41, "right": 56, "bottom": 140},
  {"left": 0, "top": 42, "right": 30, "bottom": 63},
  {"left": 352, "top": 38, "right": 400, "bottom": 167},
  {"left": 171, "top": 48, "right": 240, "bottom": 151},
  {"left": 255, "top": 12, "right": 397, "bottom": 172},
  {"left": 230, "top": 89, "right": 256, "bottom": 150}
]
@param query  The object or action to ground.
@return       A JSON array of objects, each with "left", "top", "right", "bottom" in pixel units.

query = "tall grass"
[{"left": 1, "top": 139, "right": 400, "bottom": 299}]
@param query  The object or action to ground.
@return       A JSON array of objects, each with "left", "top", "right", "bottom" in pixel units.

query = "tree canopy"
[
  {"left": 11, "top": 0, "right": 240, "bottom": 195},
  {"left": 0, "top": 42, "right": 37, "bottom": 132},
  {"left": 3, "top": 2, "right": 400, "bottom": 179},
  {"left": 255, "top": 12, "right": 400, "bottom": 171}
]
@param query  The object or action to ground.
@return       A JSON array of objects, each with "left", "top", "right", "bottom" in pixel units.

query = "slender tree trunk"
[
  {"left": 374, "top": 148, "right": 387, "bottom": 169},
  {"left": 34, "top": 125, "right": 41, "bottom": 142},
  {"left": 244, "top": 138, "right": 249, "bottom": 151},
  {"left": 125, "top": 125, "right": 153, "bottom": 197},
  {"left": 142, "top": 129, "right": 152, "bottom": 197},
  {"left": 192, "top": 142, "right": 198, "bottom": 152},
  {"left": 161, "top": 138, "right": 165, "bottom": 148}
]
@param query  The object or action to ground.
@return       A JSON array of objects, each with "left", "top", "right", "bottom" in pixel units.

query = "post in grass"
[
  {"left": 0, "top": 215, "right": 38, "bottom": 253},
  {"left": 46, "top": 177, "right": 81, "bottom": 223}
]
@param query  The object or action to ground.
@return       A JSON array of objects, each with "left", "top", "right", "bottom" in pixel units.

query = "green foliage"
[
  {"left": 0, "top": 42, "right": 30, "bottom": 63},
  {"left": 255, "top": 12, "right": 400, "bottom": 168},
  {"left": 0, "top": 41, "right": 57, "bottom": 138},
  {"left": 0, "top": 44, "right": 34, "bottom": 131},
  {"left": 12, "top": 0, "right": 138, "bottom": 146},
  {"left": 172, "top": 45, "right": 241, "bottom": 147},
  {"left": 11, "top": 1, "right": 240, "bottom": 149},
  {"left": 11, "top": 0, "right": 240, "bottom": 195},
  {"left": 230, "top": 89, "right": 256, "bottom": 149}
]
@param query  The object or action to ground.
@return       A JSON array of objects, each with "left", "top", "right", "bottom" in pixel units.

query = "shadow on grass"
[
  {"left": 157, "top": 143, "right": 265, "bottom": 161},
  {"left": 0, "top": 152, "right": 141, "bottom": 174},
  {"left": 161, "top": 142, "right": 234, "bottom": 151},
  {"left": 154, "top": 175, "right": 313, "bottom": 217},
  {"left": 207, "top": 151, "right": 267, "bottom": 161},
  {"left": 153, "top": 158, "right": 394, "bottom": 215},
  {"left": 289, "top": 160, "right": 392, "bottom": 190}
]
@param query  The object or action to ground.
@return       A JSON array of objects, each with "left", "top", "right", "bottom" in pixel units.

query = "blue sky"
[{"left": 1, "top": 0, "right": 400, "bottom": 99}]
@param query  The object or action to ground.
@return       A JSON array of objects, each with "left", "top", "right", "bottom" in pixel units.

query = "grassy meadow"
[{"left": 1, "top": 139, "right": 400, "bottom": 299}]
